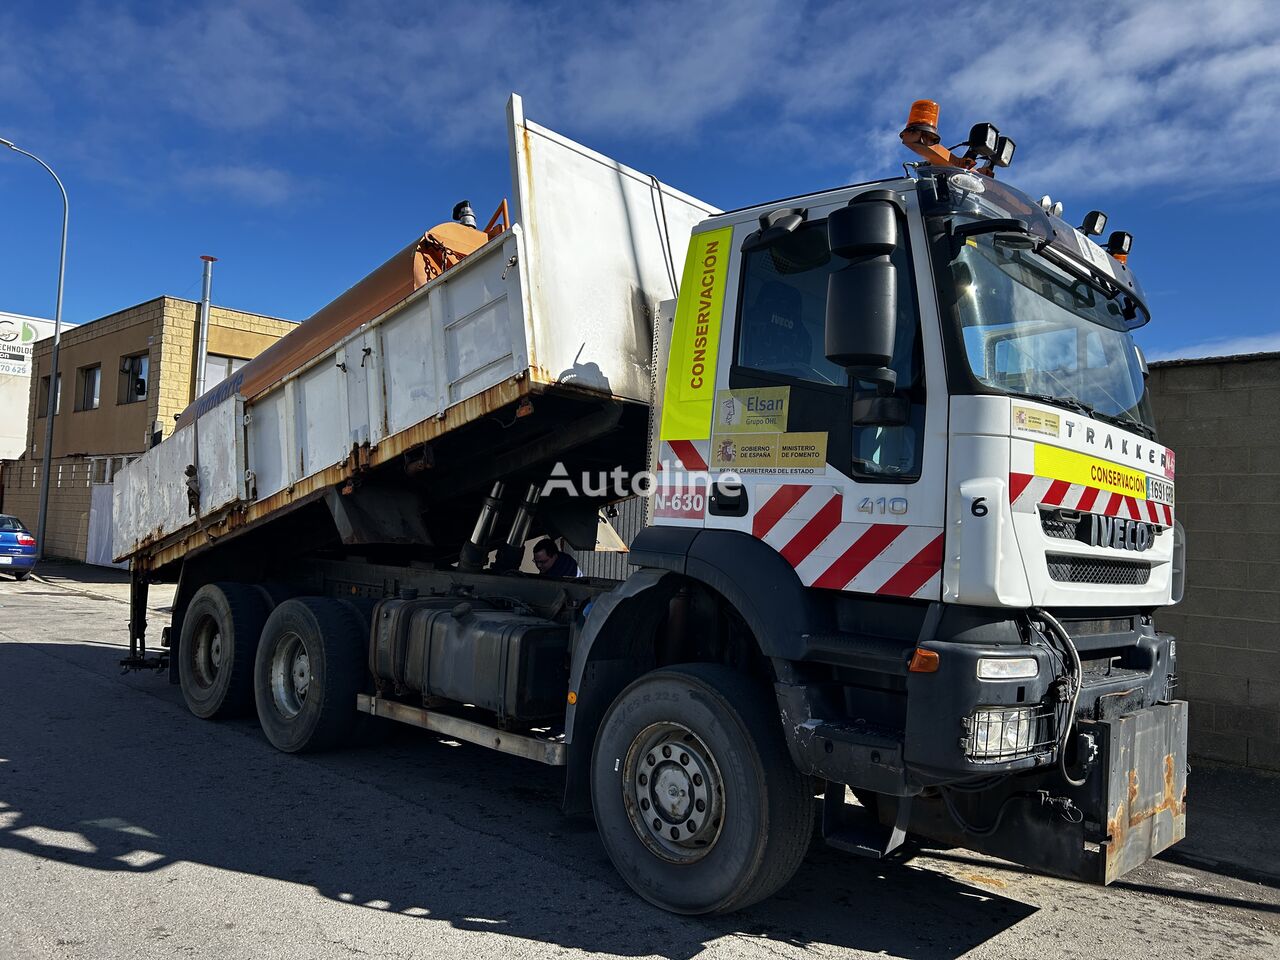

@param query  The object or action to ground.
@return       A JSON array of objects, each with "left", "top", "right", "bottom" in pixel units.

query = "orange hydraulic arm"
[{"left": 176, "top": 201, "right": 509, "bottom": 429}]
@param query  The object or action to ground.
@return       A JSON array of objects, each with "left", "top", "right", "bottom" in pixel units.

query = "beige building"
[{"left": 0, "top": 296, "right": 294, "bottom": 563}]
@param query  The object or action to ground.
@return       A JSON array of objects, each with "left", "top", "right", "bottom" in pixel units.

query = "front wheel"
[{"left": 590, "top": 663, "right": 814, "bottom": 914}]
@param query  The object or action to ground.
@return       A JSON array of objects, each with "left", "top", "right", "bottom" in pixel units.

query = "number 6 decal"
[{"left": 971, "top": 496, "right": 989, "bottom": 517}]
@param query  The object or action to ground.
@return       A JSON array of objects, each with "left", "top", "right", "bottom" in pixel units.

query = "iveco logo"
[{"left": 1089, "top": 515, "right": 1154, "bottom": 552}]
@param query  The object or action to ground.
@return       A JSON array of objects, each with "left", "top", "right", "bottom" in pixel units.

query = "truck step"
[
  {"left": 355, "top": 694, "right": 566, "bottom": 766},
  {"left": 822, "top": 787, "right": 912, "bottom": 860}
]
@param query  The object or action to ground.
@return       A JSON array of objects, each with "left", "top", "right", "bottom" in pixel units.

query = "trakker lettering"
[{"left": 1062, "top": 416, "right": 1175, "bottom": 477}]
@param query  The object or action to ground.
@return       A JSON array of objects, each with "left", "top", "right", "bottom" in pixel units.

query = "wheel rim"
[
  {"left": 269, "top": 631, "right": 311, "bottom": 719},
  {"left": 191, "top": 616, "right": 222, "bottom": 690},
  {"left": 622, "top": 722, "right": 725, "bottom": 864}
]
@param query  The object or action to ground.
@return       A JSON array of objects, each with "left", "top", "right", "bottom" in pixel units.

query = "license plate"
[{"left": 0, "top": 556, "right": 12, "bottom": 564}]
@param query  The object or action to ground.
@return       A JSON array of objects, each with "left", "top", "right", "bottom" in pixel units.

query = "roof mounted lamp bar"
[{"left": 900, "top": 101, "right": 1014, "bottom": 178}]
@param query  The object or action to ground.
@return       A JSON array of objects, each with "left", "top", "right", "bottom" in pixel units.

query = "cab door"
[{"left": 704, "top": 192, "right": 950, "bottom": 601}]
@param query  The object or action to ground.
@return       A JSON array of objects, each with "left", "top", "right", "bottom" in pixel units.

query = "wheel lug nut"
[
  {"left": 640, "top": 798, "right": 650, "bottom": 811},
  {"left": 692, "top": 774, "right": 703, "bottom": 787},
  {"left": 646, "top": 754, "right": 655, "bottom": 766},
  {"left": 679, "top": 753, "right": 689, "bottom": 765},
  {"left": 670, "top": 828, "right": 680, "bottom": 840},
  {"left": 687, "top": 820, "right": 697, "bottom": 832},
  {"left": 662, "top": 745, "right": 671, "bottom": 759},
  {"left": 638, "top": 773, "right": 647, "bottom": 786},
  {"left": 653, "top": 818, "right": 661, "bottom": 830},
  {"left": 695, "top": 799, "right": 705, "bottom": 812}
]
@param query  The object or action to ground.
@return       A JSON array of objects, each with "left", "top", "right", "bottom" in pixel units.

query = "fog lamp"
[
  {"left": 976, "top": 656, "right": 1038, "bottom": 680},
  {"left": 964, "top": 706, "right": 1042, "bottom": 761}
]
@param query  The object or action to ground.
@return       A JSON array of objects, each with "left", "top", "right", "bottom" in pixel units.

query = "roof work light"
[
  {"left": 900, "top": 101, "right": 1014, "bottom": 178},
  {"left": 1107, "top": 231, "right": 1133, "bottom": 265}
]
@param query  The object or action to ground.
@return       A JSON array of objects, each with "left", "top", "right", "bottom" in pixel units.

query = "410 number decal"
[{"left": 858, "top": 497, "right": 907, "bottom": 515}]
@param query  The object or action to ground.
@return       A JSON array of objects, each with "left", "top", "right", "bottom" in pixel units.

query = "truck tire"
[
  {"left": 178, "top": 582, "right": 270, "bottom": 719},
  {"left": 253, "top": 597, "right": 366, "bottom": 753},
  {"left": 590, "top": 663, "right": 815, "bottom": 914}
]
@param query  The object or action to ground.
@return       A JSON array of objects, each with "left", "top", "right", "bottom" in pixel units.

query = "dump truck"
[{"left": 114, "top": 95, "right": 1187, "bottom": 914}]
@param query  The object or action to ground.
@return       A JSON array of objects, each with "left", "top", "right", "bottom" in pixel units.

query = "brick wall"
[
  {"left": 0, "top": 457, "right": 96, "bottom": 560},
  {"left": 1148, "top": 353, "right": 1280, "bottom": 771},
  {"left": 9, "top": 296, "right": 295, "bottom": 561}
]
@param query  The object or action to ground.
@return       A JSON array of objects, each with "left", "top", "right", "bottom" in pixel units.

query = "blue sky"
[{"left": 1, "top": 0, "right": 1277, "bottom": 360}]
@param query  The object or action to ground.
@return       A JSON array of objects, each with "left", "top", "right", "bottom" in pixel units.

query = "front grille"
[
  {"left": 1046, "top": 553, "right": 1151, "bottom": 585},
  {"left": 1040, "top": 512, "right": 1078, "bottom": 540}
]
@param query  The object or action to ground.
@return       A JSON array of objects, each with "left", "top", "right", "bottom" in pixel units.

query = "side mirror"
[
  {"left": 825, "top": 194, "right": 900, "bottom": 387},
  {"left": 853, "top": 390, "right": 910, "bottom": 427},
  {"left": 741, "top": 207, "right": 808, "bottom": 253}
]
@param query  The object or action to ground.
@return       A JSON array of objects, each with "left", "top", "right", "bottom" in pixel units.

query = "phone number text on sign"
[{"left": 654, "top": 480, "right": 707, "bottom": 520}]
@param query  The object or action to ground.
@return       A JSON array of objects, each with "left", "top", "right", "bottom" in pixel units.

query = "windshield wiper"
[
  {"left": 1007, "top": 391, "right": 1095, "bottom": 417},
  {"left": 1092, "top": 408, "right": 1156, "bottom": 440}
]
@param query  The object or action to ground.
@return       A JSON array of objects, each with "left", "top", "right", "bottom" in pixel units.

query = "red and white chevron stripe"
[
  {"left": 1009, "top": 473, "right": 1174, "bottom": 526},
  {"left": 656, "top": 439, "right": 710, "bottom": 473},
  {"left": 752, "top": 483, "right": 944, "bottom": 599}
]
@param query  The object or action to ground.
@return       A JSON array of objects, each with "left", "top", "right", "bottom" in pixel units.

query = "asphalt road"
[{"left": 1, "top": 569, "right": 1278, "bottom": 959}]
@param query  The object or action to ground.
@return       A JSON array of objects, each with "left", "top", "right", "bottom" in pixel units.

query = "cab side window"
[
  {"left": 734, "top": 219, "right": 926, "bottom": 482},
  {"left": 736, "top": 227, "right": 846, "bottom": 387}
]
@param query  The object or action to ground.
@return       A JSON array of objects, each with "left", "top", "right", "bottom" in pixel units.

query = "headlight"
[
  {"left": 976, "top": 656, "right": 1039, "bottom": 680},
  {"left": 964, "top": 706, "right": 1051, "bottom": 761}
]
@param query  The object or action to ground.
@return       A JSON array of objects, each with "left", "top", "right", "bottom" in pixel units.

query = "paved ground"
[{"left": 1, "top": 563, "right": 1278, "bottom": 959}]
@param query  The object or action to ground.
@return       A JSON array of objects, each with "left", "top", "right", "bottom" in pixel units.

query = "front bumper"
[{"left": 892, "top": 699, "right": 1188, "bottom": 884}]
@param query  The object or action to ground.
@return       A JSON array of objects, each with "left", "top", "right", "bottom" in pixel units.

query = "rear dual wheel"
[
  {"left": 178, "top": 582, "right": 269, "bottom": 719},
  {"left": 591, "top": 664, "right": 815, "bottom": 914},
  {"left": 253, "top": 598, "right": 366, "bottom": 753}
]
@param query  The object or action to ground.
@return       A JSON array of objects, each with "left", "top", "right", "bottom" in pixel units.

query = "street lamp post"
[{"left": 1, "top": 137, "right": 69, "bottom": 562}]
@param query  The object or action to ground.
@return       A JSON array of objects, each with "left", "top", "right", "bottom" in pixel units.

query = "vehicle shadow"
[{"left": 0, "top": 640, "right": 1035, "bottom": 959}]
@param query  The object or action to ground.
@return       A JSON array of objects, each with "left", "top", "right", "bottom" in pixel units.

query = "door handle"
[{"left": 708, "top": 480, "right": 748, "bottom": 518}]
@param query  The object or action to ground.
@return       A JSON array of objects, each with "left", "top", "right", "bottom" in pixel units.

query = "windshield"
[{"left": 953, "top": 231, "right": 1155, "bottom": 433}]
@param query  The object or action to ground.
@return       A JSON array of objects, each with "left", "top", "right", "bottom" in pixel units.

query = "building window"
[
  {"left": 204, "top": 353, "right": 247, "bottom": 390},
  {"left": 119, "top": 353, "right": 149, "bottom": 404},
  {"left": 76, "top": 364, "right": 102, "bottom": 411},
  {"left": 37, "top": 373, "right": 61, "bottom": 416}
]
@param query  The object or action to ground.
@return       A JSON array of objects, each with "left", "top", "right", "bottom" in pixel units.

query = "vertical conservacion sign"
[{"left": 659, "top": 226, "right": 733, "bottom": 442}]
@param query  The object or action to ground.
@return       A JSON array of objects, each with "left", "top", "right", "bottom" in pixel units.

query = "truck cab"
[{"left": 605, "top": 135, "right": 1184, "bottom": 894}]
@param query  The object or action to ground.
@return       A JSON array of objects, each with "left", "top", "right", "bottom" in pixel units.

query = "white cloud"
[
  {"left": 2, "top": 0, "right": 1278, "bottom": 203},
  {"left": 182, "top": 164, "right": 299, "bottom": 205},
  {"left": 1148, "top": 332, "right": 1280, "bottom": 361}
]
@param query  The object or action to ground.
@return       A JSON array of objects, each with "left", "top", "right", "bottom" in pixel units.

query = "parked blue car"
[{"left": 0, "top": 514, "right": 36, "bottom": 581}]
